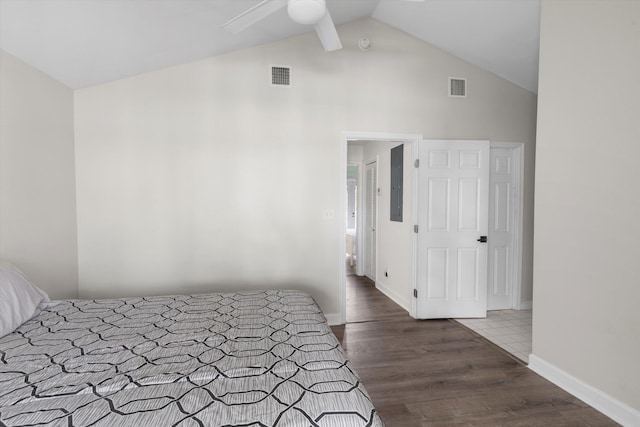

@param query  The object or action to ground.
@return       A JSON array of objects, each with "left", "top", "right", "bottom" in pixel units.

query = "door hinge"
[
  {"left": 414, "top": 159, "right": 420, "bottom": 168},
  {"left": 414, "top": 224, "right": 419, "bottom": 233},
  {"left": 413, "top": 289, "right": 418, "bottom": 298}
]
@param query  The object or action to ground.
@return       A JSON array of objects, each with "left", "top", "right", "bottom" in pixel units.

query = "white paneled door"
[
  {"left": 416, "top": 140, "right": 490, "bottom": 319},
  {"left": 364, "top": 161, "right": 377, "bottom": 281},
  {"left": 488, "top": 147, "right": 516, "bottom": 310}
]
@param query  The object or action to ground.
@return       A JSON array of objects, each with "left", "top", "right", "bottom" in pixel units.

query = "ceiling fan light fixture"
[{"left": 287, "top": 0, "right": 326, "bottom": 25}]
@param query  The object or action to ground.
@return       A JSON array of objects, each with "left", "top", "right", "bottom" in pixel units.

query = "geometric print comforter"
[{"left": 0, "top": 290, "right": 384, "bottom": 426}]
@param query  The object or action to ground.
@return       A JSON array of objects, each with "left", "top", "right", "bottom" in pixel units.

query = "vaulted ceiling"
[{"left": 0, "top": 0, "right": 540, "bottom": 92}]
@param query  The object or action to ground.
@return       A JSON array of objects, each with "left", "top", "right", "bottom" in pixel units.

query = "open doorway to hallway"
[
  {"left": 342, "top": 133, "right": 417, "bottom": 326},
  {"left": 345, "top": 141, "right": 382, "bottom": 284},
  {"left": 341, "top": 133, "right": 532, "bottom": 364}
]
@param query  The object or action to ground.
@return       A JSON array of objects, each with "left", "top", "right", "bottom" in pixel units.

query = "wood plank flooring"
[{"left": 331, "top": 275, "right": 618, "bottom": 427}]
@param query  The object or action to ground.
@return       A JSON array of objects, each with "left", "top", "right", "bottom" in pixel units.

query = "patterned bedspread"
[{"left": 0, "top": 290, "right": 383, "bottom": 426}]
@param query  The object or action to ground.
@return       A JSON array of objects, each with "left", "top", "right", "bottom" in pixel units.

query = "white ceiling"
[{"left": 0, "top": 0, "right": 540, "bottom": 92}]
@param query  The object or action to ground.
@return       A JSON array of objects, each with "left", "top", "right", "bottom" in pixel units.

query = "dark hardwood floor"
[{"left": 331, "top": 275, "right": 618, "bottom": 427}]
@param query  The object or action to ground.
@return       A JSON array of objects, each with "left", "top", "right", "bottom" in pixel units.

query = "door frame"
[
  {"left": 340, "top": 131, "right": 423, "bottom": 324},
  {"left": 489, "top": 142, "right": 525, "bottom": 310},
  {"left": 338, "top": 133, "right": 525, "bottom": 324},
  {"left": 362, "top": 159, "right": 378, "bottom": 281}
]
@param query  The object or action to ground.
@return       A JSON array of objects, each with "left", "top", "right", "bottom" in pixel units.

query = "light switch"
[{"left": 323, "top": 209, "right": 335, "bottom": 220}]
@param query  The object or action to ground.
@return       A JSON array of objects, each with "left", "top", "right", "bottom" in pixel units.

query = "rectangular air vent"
[
  {"left": 449, "top": 77, "right": 467, "bottom": 98},
  {"left": 271, "top": 65, "right": 291, "bottom": 87}
]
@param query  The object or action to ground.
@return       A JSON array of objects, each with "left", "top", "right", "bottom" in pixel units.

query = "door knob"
[{"left": 477, "top": 236, "right": 488, "bottom": 243}]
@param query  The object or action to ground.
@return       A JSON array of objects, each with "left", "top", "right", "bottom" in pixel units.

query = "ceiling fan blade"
[
  {"left": 221, "top": 0, "right": 287, "bottom": 34},
  {"left": 314, "top": 10, "right": 342, "bottom": 52}
]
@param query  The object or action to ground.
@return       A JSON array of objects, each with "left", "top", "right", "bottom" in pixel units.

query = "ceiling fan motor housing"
[{"left": 287, "top": 0, "right": 327, "bottom": 25}]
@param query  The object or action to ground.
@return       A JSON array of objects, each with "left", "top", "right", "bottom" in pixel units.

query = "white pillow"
[{"left": 0, "top": 262, "right": 50, "bottom": 338}]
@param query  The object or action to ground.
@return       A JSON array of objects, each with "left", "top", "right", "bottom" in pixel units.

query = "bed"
[{"left": 0, "top": 279, "right": 383, "bottom": 426}]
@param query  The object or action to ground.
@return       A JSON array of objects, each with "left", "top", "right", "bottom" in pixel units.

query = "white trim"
[
  {"left": 376, "top": 279, "right": 411, "bottom": 312},
  {"left": 342, "top": 131, "right": 423, "bottom": 143},
  {"left": 339, "top": 135, "right": 348, "bottom": 324},
  {"left": 355, "top": 161, "right": 365, "bottom": 277},
  {"left": 411, "top": 141, "right": 419, "bottom": 318},
  {"left": 340, "top": 131, "right": 423, "bottom": 324},
  {"left": 324, "top": 313, "right": 342, "bottom": 326},
  {"left": 364, "top": 157, "right": 379, "bottom": 283},
  {"left": 529, "top": 355, "right": 640, "bottom": 427}
]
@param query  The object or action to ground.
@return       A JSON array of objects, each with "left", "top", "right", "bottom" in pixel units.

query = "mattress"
[{"left": 0, "top": 290, "right": 383, "bottom": 426}]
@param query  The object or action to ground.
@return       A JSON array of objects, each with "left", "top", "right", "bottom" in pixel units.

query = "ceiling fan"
[{"left": 221, "top": 0, "right": 423, "bottom": 52}]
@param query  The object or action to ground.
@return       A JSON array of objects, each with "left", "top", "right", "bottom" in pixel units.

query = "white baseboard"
[
  {"left": 529, "top": 354, "right": 640, "bottom": 426},
  {"left": 324, "top": 312, "right": 343, "bottom": 326},
  {"left": 375, "top": 280, "right": 410, "bottom": 312}
]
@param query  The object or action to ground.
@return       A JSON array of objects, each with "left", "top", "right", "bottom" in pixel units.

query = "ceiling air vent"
[
  {"left": 271, "top": 65, "right": 291, "bottom": 87},
  {"left": 449, "top": 77, "right": 467, "bottom": 98}
]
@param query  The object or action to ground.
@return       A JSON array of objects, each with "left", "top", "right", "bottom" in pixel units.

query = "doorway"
[
  {"left": 339, "top": 133, "right": 527, "bottom": 331},
  {"left": 487, "top": 142, "right": 525, "bottom": 310},
  {"left": 456, "top": 142, "right": 531, "bottom": 363},
  {"left": 340, "top": 132, "right": 422, "bottom": 325}
]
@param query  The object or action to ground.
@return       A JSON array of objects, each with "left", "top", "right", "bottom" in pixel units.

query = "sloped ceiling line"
[{"left": 0, "top": 0, "right": 539, "bottom": 92}]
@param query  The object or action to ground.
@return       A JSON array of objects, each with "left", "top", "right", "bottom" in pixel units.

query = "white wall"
[
  {"left": 533, "top": 0, "right": 640, "bottom": 415},
  {"left": 347, "top": 144, "right": 363, "bottom": 164},
  {"left": 74, "top": 18, "right": 537, "bottom": 319},
  {"left": 0, "top": 50, "right": 79, "bottom": 299}
]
